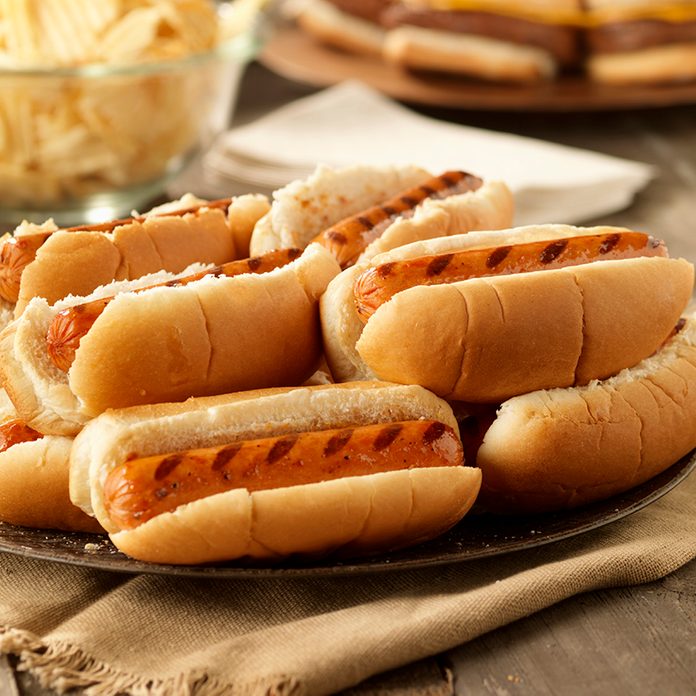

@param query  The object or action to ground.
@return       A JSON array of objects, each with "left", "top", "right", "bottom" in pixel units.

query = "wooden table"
[{"left": 2, "top": 62, "right": 696, "bottom": 695}]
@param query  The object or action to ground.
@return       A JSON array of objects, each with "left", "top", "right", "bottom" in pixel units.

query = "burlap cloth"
[{"left": 1, "top": 471, "right": 695, "bottom": 696}]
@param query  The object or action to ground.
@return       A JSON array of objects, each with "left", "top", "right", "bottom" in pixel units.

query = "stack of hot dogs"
[{"left": 0, "top": 165, "right": 694, "bottom": 566}]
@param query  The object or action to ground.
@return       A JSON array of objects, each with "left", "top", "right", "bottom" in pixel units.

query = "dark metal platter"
[{"left": 0, "top": 450, "right": 693, "bottom": 578}]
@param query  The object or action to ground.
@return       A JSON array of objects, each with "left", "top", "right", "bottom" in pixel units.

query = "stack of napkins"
[{"left": 174, "top": 81, "right": 653, "bottom": 225}]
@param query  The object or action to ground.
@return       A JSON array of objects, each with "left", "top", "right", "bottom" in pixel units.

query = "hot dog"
[
  {"left": 69, "top": 382, "right": 482, "bottom": 564},
  {"left": 320, "top": 224, "right": 694, "bottom": 399},
  {"left": 463, "top": 312, "right": 696, "bottom": 512},
  {"left": 0, "top": 193, "right": 270, "bottom": 322},
  {"left": 0, "top": 243, "right": 340, "bottom": 437},
  {"left": 45, "top": 248, "right": 302, "bottom": 373},
  {"left": 0, "top": 391, "right": 102, "bottom": 532},
  {"left": 249, "top": 164, "right": 514, "bottom": 263},
  {"left": 311, "top": 170, "right": 484, "bottom": 268}
]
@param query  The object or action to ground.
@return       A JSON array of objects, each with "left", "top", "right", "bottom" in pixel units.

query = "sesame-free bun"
[
  {"left": 587, "top": 44, "right": 696, "bottom": 84},
  {"left": 476, "top": 313, "right": 696, "bottom": 512},
  {"left": 70, "top": 382, "right": 481, "bottom": 564},
  {"left": 295, "top": 0, "right": 386, "bottom": 55},
  {"left": 321, "top": 224, "right": 694, "bottom": 400},
  {"left": 0, "top": 244, "right": 340, "bottom": 436},
  {"left": 383, "top": 25, "right": 558, "bottom": 82},
  {"left": 0, "top": 392, "right": 101, "bottom": 532},
  {"left": 14, "top": 196, "right": 269, "bottom": 317},
  {"left": 250, "top": 164, "right": 430, "bottom": 255}
]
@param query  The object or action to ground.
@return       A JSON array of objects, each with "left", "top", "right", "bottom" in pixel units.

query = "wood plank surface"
[{"left": 2, "top": 62, "right": 696, "bottom": 695}]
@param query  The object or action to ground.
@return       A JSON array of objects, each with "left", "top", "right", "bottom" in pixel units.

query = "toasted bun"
[
  {"left": 15, "top": 203, "right": 247, "bottom": 316},
  {"left": 477, "top": 313, "right": 696, "bottom": 512},
  {"left": 249, "top": 164, "right": 430, "bottom": 255},
  {"left": 383, "top": 26, "right": 557, "bottom": 82},
  {"left": 0, "top": 245, "right": 340, "bottom": 436},
  {"left": 296, "top": 0, "right": 386, "bottom": 55},
  {"left": 587, "top": 44, "right": 696, "bottom": 84},
  {"left": 320, "top": 224, "right": 693, "bottom": 400},
  {"left": 70, "top": 382, "right": 480, "bottom": 563}
]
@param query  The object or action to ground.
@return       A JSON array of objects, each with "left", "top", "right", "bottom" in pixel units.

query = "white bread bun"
[
  {"left": 14, "top": 200, "right": 263, "bottom": 316},
  {"left": 587, "top": 44, "right": 696, "bottom": 84},
  {"left": 321, "top": 184, "right": 515, "bottom": 382},
  {"left": 321, "top": 224, "right": 694, "bottom": 400},
  {"left": 477, "top": 312, "right": 696, "bottom": 512},
  {"left": 0, "top": 244, "right": 340, "bottom": 436},
  {"left": 70, "top": 382, "right": 481, "bottom": 564},
  {"left": 383, "top": 26, "right": 557, "bottom": 82},
  {"left": 249, "top": 164, "right": 430, "bottom": 255},
  {"left": 295, "top": 0, "right": 386, "bottom": 55},
  {"left": 0, "top": 391, "right": 101, "bottom": 532}
]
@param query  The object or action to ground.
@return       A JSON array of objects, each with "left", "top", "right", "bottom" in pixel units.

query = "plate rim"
[
  {"left": 0, "top": 451, "right": 693, "bottom": 579},
  {"left": 260, "top": 24, "right": 696, "bottom": 112}
]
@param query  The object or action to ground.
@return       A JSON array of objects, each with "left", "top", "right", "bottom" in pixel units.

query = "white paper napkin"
[{"left": 192, "top": 81, "right": 654, "bottom": 225}]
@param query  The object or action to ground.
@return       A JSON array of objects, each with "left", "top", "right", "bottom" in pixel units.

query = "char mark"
[
  {"left": 324, "top": 429, "right": 354, "bottom": 457},
  {"left": 598, "top": 233, "right": 621, "bottom": 254},
  {"left": 373, "top": 424, "right": 403, "bottom": 451},
  {"left": 422, "top": 421, "right": 446, "bottom": 445},
  {"left": 426, "top": 254, "right": 454, "bottom": 277},
  {"left": 247, "top": 257, "right": 262, "bottom": 271},
  {"left": 376, "top": 262, "right": 395, "bottom": 279},
  {"left": 486, "top": 246, "right": 511, "bottom": 269},
  {"left": 327, "top": 230, "right": 348, "bottom": 245},
  {"left": 267, "top": 436, "right": 298, "bottom": 464},
  {"left": 211, "top": 444, "right": 242, "bottom": 471},
  {"left": 154, "top": 455, "right": 183, "bottom": 481},
  {"left": 540, "top": 239, "right": 569, "bottom": 264}
]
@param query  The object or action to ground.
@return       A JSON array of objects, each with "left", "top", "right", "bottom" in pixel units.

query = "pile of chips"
[{"left": 0, "top": 0, "right": 250, "bottom": 207}]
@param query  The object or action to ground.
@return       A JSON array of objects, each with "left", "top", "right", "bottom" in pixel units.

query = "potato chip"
[{"left": 0, "top": 0, "right": 254, "bottom": 208}]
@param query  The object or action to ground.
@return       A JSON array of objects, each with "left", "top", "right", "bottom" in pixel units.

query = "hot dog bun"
[
  {"left": 381, "top": 0, "right": 581, "bottom": 82},
  {"left": 0, "top": 244, "right": 340, "bottom": 436},
  {"left": 585, "top": 0, "right": 696, "bottom": 84},
  {"left": 475, "top": 312, "right": 696, "bottom": 512},
  {"left": 250, "top": 164, "right": 430, "bottom": 255},
  {"left": 14, "top": 195, "right": 269, "bottom": 316},
  {"left": 70, "top": 382, "right": 481, "bottom": 564},
  {"left": 0, "top": 391, "right": 101, "bottom": 532},
  {"left": 321, "top": 224, "right": 694, "bottom": 400},
  {"left": 294, "top": 0, "right": 387, "bottom": 55}
]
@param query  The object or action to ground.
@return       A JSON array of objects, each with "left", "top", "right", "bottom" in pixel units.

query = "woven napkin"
[{"left": 1, "top": 471, "right": 695, "bottom": 696}]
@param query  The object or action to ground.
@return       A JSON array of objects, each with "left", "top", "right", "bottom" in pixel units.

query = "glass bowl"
[{"left": 0, "top": 15, "right": 262, "bottom": 227}]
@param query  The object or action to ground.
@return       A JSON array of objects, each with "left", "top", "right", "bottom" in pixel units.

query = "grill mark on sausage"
[
  {"left": 373, "top": 424, "right": 403, "bottom": 451},
  {"left": 248, "top": 257, "right": 262, "bottom": 271},
  {"left": 288, "top": 248, "right": 303, "bottom": 260},
  {"left": 327, "top": 230, "right": 348, "bottom": 245},
  {"left": 212, "top": 444, "right": 242, "bottom": 471},
  {"left": 376, "top": 262, "right": 395, "bottom": 279},
  {"left": 324, "top": 429, "right": 353, "bottom": 456},
  {"left": 400, "top": 196, "right": 419, "bottom": 207},
  {"left": 154, "top": 455, "right": 183, "bottom": 481},
  {"left": 599, "top": 233, "right": 621, "bottom": 254},
  {"left": 419, "top": 185, "right": 437, "bottom": 197},
  {"left": 382, "top": 206, "right": 399, "bottom": 217},
  {"left": 267, "top": 436, "right": 298, "bottom": 463},
  {"left": 422, "top": 421, "right": 446, "bottom": 444},
  {"left": 486, "top": 246, "right": 511, "bottom": 268},
  {"left": 426, "top": 254, "right": 454, "bottom": 277},
  {"left": 540, "top": 239, "right": 569, "bottom": 264}
]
